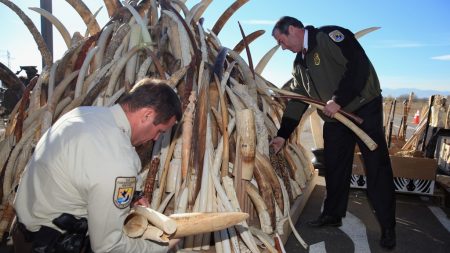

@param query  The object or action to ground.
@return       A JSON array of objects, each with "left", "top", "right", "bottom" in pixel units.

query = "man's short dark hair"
[
  {"left": 272, "top": 16, "right": 304, "bottom": 36},
  {"left": 119, "top": 81, "right": 182, "bottom": 125}
]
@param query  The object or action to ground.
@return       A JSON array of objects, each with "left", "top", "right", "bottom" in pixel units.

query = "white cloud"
[{"left": 431, "top": 54, "right": 450, "bottom": 61}]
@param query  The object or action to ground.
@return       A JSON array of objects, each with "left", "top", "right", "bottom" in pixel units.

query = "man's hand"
[
  {"left": 323, "top": 100, "right": 341, "bottom": 118},
  {"left": 132, "top": 197, "right": 150, "bottom": 207},
  {"left": 270, "top": 136, "right": 286, "bottom": 154}
]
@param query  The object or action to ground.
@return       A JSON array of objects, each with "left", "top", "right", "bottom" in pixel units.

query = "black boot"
[
  {"left": 380, "top": 227, "right": 396, "bottom": 250},
  {"left": 307, "top": 214, "right": 342, "bottom": 227}
]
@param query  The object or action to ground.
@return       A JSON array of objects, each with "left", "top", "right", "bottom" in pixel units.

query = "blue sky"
[{"left": 1, "top": 0, "right": 450, "bottom": 93}]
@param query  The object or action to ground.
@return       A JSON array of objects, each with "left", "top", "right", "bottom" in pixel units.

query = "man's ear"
[
  {"left": 288, "top": 25, "right": 293, "bottom": 34},
  {"left": 137, "top": 107, "right": 155, "bottom": 121}
]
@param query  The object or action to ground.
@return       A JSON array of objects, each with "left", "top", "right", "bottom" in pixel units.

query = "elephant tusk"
[
  {"left": 255, "top": 45, "right": 280, "bottom": 75},
  {"left": 211, "top": 0, "right": 250, "bottom": 35},
  {"left": 355, "top": 27, "right": 381, "bottom": 39},
  {"left": 66, "top": 0, "right": 101, "bottom": 35},
  {"left": 29, "top": 7, "right": 72, "bottom": 48},
  {"left": 233, "top": 29, "right": 265, "bottom": 54},
  {"left": 133, "top": 205, "right": 177, "bottom": 235}
]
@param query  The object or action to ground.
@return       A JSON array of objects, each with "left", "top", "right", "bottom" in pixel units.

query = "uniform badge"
[
  {"left": 313, "top": 52, "right": 320, "bottom": 65},
  {"left": 329, "top": 30, "right": 345, "bottom": 42},
  {"left": 113, "top": 177, "right": 136, "bottom": 209}
]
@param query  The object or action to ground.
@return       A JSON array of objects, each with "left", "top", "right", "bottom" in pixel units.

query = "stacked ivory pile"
[{"left": 0, "top": 0, "right": 315, "bottom": 251}]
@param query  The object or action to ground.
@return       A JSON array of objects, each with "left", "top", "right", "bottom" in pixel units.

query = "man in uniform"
[
  {"left": 14, "top": 81, "right": 182, "bottom": 252},
  {"left": 270, "top": 16, "right": 396, "bottom": 250}
]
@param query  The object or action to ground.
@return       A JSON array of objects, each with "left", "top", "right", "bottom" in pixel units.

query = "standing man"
[
  {"left": 14, "top": 81, "right": 182, "bottom": 252},
  {"left": 271, "top": 16, "right": 396, "bottom": 250}
]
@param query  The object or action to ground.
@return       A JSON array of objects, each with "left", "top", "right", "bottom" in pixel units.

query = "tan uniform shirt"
[{"left": 15, "top": 105, "right": 167, "bottom": 253}]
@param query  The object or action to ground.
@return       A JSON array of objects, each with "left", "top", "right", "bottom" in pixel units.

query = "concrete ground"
[{"left": 285, "top": 176, "right": 450, "bottom": 253}]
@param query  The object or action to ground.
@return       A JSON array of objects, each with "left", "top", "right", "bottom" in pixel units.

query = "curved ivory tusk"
[
  {"left": 181, "top": 91, "right": 196, "bottom": 180},
  {"left": 355, "top": 27, "right": 381, "bottom": 39},
  {"left": 136, "top": 57, "right": 153, "bottom": 81},
  {"left": 147, "top": 0, "right": 158, "bottom": 27},
  {"left": 0, "top": 136, "right": 15, "bottom": 176},
  {"left": 102, "top": 0, "right": 120, "bottom": 17},
  {"left": 255, "top": 151, "right": 284, "bottom": 213},
  {"left": 47, "top": 60, "right": 60, "bottom": 108},
  {"left": 211, "top": 0, "right": 250, "bottom": 35},
  {"left": 49, "top": 70, "right": 80, "bottom": 117},
  {"left": 102, "top": 23, "right": 131, "bottom": 67},
  {"left": 29, "top": 7, "right": 71, "bottom": 48},
  {"left": 289, "top": 143, "right": 314, "bottom": 180},
  {"left": 84, "top": 6, "right": 103, "bottom": 37},
  {"left": 3, "top": 124, "right": 39, "bottom": 203},
  {"left": 124, "top": 24, "right": 141, "bottom": 89},
  {"left": 75, "top": 46, "right": 99, "bottom": 98},
  {"left": 175, "top": 186, "right": 189, "bottom": 213},
  {"left": 232, "top": 30, "right": 265, "bottom": 54},
  {"left": 276, "top": 175, "right": 290, "bottom": 218},
  {"left": 245, "top": 182, "right": 273, "bottom": 234},
  {"left": 186, "top": 0, "right": 212, "bottom": 24},
  {"left": 288, "top": 212, "right": 308, "bottom": 249},
  {"left": 54, "top": 97, "right": 72, "bottom": 120},
  {"left": 157, "top": 192, "right": 175, "bottom": 213},
  {"left": 166, "top": 159, "right": 180, "bottom": 193},
  {"left": 12, "top": 134, "right": 34, "bottom": 185},
  {"left": 105, "top": 45, "right": 145, "bottom": 97},
  {"left": 169, "top": 212, "right": 249, "bottom": 238},
  {"left": 283, "top": 146, "right": 305, "bottom": 189},
  {"left": 222, "top": 177, "right": 261, "bottom": 253},
  {"left": 123, "top": 1, "right": 152, "bottom": 45},
  {"left": 255, "top": 45, "right": 280, "bottom": 75},
  {"left": 249, "top": 227, "right": 277, "bottom": 253},
  {"left": 197, "top": 22, "right": 208, "bottom": 90},
  {"left": 133, "top": 206, "right": 177, "bottom": 235},
  {"left": 93, "top": 23, "right": 115, "bottom": 72},
  {"left": 162, "top": 10, "right": 192, "bottom": 67},
  {"left": 227, "top": 50, "right": 257, "bottom": 98},
  {"left": 65, "top": 0, "right": 101, "bottom": 35}
]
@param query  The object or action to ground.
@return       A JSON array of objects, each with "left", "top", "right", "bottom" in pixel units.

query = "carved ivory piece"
[{"left": 236, "top": 109, "right": 256, "bottom": 180}]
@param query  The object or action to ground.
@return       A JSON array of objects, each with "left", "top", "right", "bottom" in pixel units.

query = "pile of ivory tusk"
[{"left": 0, "top": 0, "right": 319, "bottom": 252}]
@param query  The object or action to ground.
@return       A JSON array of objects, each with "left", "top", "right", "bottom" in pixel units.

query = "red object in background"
[{"left": 412, "top": 110, "right": 420, "bottom": 124}]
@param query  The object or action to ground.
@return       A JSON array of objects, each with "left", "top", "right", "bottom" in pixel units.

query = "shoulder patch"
[
  {"left": 329, "top": 30, "right": 345, "bottom": 42},
  {"left": 113, "top": 177, "right": 136, "bottom": 209}
]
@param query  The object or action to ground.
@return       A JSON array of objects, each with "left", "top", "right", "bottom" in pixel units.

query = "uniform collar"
[
  {"left": 302, "top": 29, "right": 309, "bottom": 58},
  {"left": 110, "top": 104, "right": 132, "bottom": 139},
  {"left": 305, "top": 25, "right": 318, "bottom": 53}
]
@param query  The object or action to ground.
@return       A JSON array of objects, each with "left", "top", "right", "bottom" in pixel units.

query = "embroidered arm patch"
[
  {"left": 329, "top": 30, "right": 345, "bottom": 42},
  {"left": 113, "top": 177, "right": 136, "bottom": 209}
]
